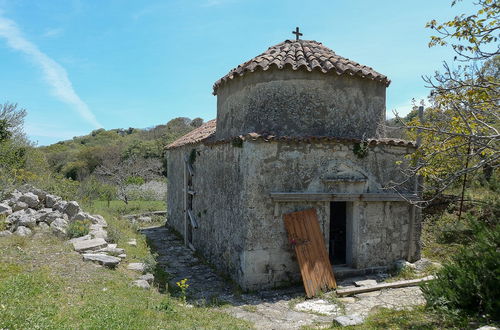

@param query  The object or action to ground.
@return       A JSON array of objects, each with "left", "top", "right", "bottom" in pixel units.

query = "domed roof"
[{"left": 213, "top": 39, "right": 390, "bottom": 95}]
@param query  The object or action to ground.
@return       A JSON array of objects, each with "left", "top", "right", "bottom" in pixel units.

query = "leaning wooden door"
[{"left": 283, "top": 208, "right": 336, "bottom": 297}]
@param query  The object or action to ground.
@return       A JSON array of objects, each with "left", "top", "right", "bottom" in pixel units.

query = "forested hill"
[{"left": 39, "top": 117, "right": 203, "bottom": 181}]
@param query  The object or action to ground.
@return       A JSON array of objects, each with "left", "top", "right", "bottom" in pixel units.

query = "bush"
[
  {"left": 66, "top": 219, "right": 91, "bottom": 239},
  {"left": 422, "top": 220, "right": 500, "bottom": 321}
]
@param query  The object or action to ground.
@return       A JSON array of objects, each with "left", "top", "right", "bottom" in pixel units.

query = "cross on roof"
[{"left": 292, "top": 27, "right": 303, "bottom": 41}]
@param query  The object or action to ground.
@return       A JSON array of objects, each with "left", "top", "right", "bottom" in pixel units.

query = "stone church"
[{"left": 166, "top": 34, "right": 420, "bottom": 290}]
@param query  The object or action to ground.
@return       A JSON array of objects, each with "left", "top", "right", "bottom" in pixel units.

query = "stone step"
[
  {"left": 73, "top": 238, "right": 107, "bottom": 252},
  {"left": 82, "top": 253, "right": 121, "bottom": 268}
]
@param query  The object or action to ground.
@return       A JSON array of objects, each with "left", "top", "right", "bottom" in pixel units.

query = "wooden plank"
[
  {"left": 336, "top": 276, "right": 435, "bottom": 296},
  {"left": 271, "top": 192, "right": 418, "bottom": 202},
  {"left": 283, "top": 208, "right": 337, "bottom": 297},
  {"left": 187, "top": 209, "right": 199, "bottom": 229}
]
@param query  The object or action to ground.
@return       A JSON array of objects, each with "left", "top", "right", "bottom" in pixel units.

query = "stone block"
[
  {"left": 14, "top": 226, "right": 32, "bottom": 237},
  {"left": 132, "top": 279, "right": 150, "bottom": 289},
  {"left": 64, "top": 201, "right": 80, "bottom": 219},
  {"left": 127, "top": 263, "right": 145, "bottom": 272},
  {"left": 45, "top": 194, "right": 61, "bottom": 208},
  {"left": 82, "top": 253, "right": 121, "bottom": 268},
  {"left": 73, "top": 238, "right": 107, "bottom": 252},
  {"left": 333, "top": 314, "right": 365, "bottom": 326},
  {"left": 50, "top": 218, "right": 69, "bottom": 237},
  {"left": 0, "top": 203, "right": 12, "bottom": 216},
  {"left": 354, "top": 279, "right": 378, "bottom": 287}
]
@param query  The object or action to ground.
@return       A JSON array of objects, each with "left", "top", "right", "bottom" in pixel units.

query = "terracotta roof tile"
[
  {"left": 213, "top": 40, "right": 390, "bottom": 95},
  {"left": 166, "top": 119, "right": 216, "bottom": 149},
  {"left": 165, "top": 119, "right": 415, "bottom": 150}
]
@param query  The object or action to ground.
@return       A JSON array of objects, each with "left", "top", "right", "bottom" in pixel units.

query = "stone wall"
[
  {"left": 237, "top": 140, "right": 418, "bottom": 289},
  {"left": 167, "top": 143, "right": 248, "bottom": 283},
  {"left": 167, "top": 139, "right": 419, "bottom": 290},
  {"left": 215, "top": 68, "right": 386, "bottom": 140}
]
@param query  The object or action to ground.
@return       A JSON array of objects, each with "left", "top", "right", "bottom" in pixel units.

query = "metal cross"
[{"left": 292, "top": 27, "right": 303, "bottom": 41}]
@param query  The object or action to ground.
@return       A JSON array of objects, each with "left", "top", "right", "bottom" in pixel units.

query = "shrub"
[
  {"left": 104, "top": 225, "right": 120, "bottom": 244},
  {"left": 66, "top": 219, "right": 91, "bottom": 239},
  {"left": 422, "top": 220, "right": 500, "bottom": 321},
  {"left": 0, "top": 215, "right": 7, "bottom": 231}
]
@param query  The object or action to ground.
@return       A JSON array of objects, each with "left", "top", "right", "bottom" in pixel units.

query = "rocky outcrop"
[
  {"left": 1, "top": 187, "right": 87, "bottom": 237},
  {"left": 1, "top": 186, "right": 126, "bottom": 269}
]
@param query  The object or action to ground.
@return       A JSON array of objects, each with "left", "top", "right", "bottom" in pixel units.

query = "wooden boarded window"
[{"left": 283, "top": 208, "right": 336, "bottom": 297}]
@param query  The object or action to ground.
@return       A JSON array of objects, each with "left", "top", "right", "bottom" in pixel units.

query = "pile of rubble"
[{"left": 0, "top": 187, "right": 123, "bottom": 269}]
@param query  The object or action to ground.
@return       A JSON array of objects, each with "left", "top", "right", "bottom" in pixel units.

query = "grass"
[
  {"left": 0, "top": 199, "right": 251, "bottom": 329},
  {"left": 88, "top": 200, "right": 165, "bottom": 216},
  {"left": 329, "top": 306, "right": 471, "bottom": 329}
]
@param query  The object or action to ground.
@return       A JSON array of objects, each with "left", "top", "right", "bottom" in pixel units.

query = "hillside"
[{"left": 39, "top": 117, "right": 202, "bottom": 181}]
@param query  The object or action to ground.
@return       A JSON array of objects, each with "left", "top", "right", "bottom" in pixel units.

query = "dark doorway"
[{"left": 330, "top": 202, "right": 347, "bottom": 265}]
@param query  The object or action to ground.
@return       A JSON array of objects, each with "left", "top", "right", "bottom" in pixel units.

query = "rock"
[
  {"left": 40, "top": 211, "right": 67, "bottom": 224},
  {"left": 132, "top": 279, "right": 150, "bottom": 289},
  {"left": 5, "top": 210, "right": 33, "bottom": 229},
  {"left": 82, "top": 253, "right": 121, "bottom": 268},
  {"left": 118, "top": 254, "right": 127, "bottom": 259},
  {"left": 18, "top": 214, "right": 37, "bottom": 229},
  {"left": 394, "top": 259, "right": 416, "bottom": 271},
  {"left": 333, "top": 314, "right": 365, "bottom": 327},
  {"left": 72, "top": 238, "right": 108, "bottom": 252},
  {"left": 19, "top": 193, "right": 40, "bottom": 209},
  {"left": 139, "top": 273, "right": 155, "bottom": 284},
  {"left": 0, "top": 203, "right": 12, "bottom": 216},
  {"left": 32, "top": 208, "right": 53, "bottom": 223},
  {"left": 338, "top": 297, "right": 356, "bottom": 304},
  {"left": 29, "top": 187, "right": 47, "bottom": 202},
  {"left": 12, "top": 201, "right": 29, "bottom": 212},
  {"left": 53, "top": 200, "right": 68, "bottom": 212},
  {"left": 50, "top": 218, "right": 69, "bottom": 237},
  {"left": 138, "top": 216, "right": 152, "bottom": 223},
  {"left": 476, "top": 326, "right": 500, "bottom": 330},
  {"left": 68, "top": 234, "right": 92, "bottom": 244},
  {"left": 64, "top": 201, "right": 80, "bottom": 219},
  {"left": 295, "top": 299, "right": 339, "bottom": 315},
  {"left": 89, "top": 225, "right": 108, "bottom": 240},
  {"left": 72, "top": 212, "right": 90, "bottom": 222},
  {"left": 354, "top": 279, "right": 378, "bottom": 287},
  {"left": 90, "top": 214, "right": 107, "bottom": 227},
  {"left": 127, "top": 262, "right": 145, "bottom": 272},
  {"left": 45, "top": 194, "right": 61, "bottom": 208},
  {"left": 0, "top": 230, "right": 13, "bottom": 237},
  {"left": 5, "top": 190, "right": 22, "bottom": 203},
  {"left": 14, "top": 226, "right": 32, "bottom": 237},
  {"left": 96, "top": 246, "right": 125, "bottom": 256},
  {"left": 355, "top": 291, "right": 381, "bottom": 298},
  {"left": 38, "top": 222, "right": 50, "bottom": 230},
  {"left": 127, "top": 239, "right": 137, "bottom": 247}
]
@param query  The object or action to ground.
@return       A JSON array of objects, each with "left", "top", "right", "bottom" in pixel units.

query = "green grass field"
[
  {"left": 87, "top": 200, "right": 165, "bottom": 216},
  {"left": 0, "top": 201, "right": 250, "bottom": 329}
]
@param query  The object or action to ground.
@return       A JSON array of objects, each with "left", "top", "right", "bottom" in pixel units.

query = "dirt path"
[{"left": 142, "top": 225, "right": 425, "bottom": 329}]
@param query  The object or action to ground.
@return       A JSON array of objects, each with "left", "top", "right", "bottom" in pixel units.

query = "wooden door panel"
[{"left": 283, "top": 208, "right": 336, "bottom": 297}]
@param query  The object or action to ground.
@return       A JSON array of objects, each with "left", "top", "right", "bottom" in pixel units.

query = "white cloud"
[
  {"left": 0, "top": 14, "right": 102, "bottom": 128},
  {"left": 43, "top": 27, "right": 63, "bottom": 38}
]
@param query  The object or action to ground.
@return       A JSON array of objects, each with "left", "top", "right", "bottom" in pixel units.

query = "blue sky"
[{"left": 0, "top": 0, "right": 476, "bottom": 146}]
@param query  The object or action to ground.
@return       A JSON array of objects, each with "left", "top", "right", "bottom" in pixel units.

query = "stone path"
[{"left": 142, "top": 225, "right": 426, "bottom": 329}]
